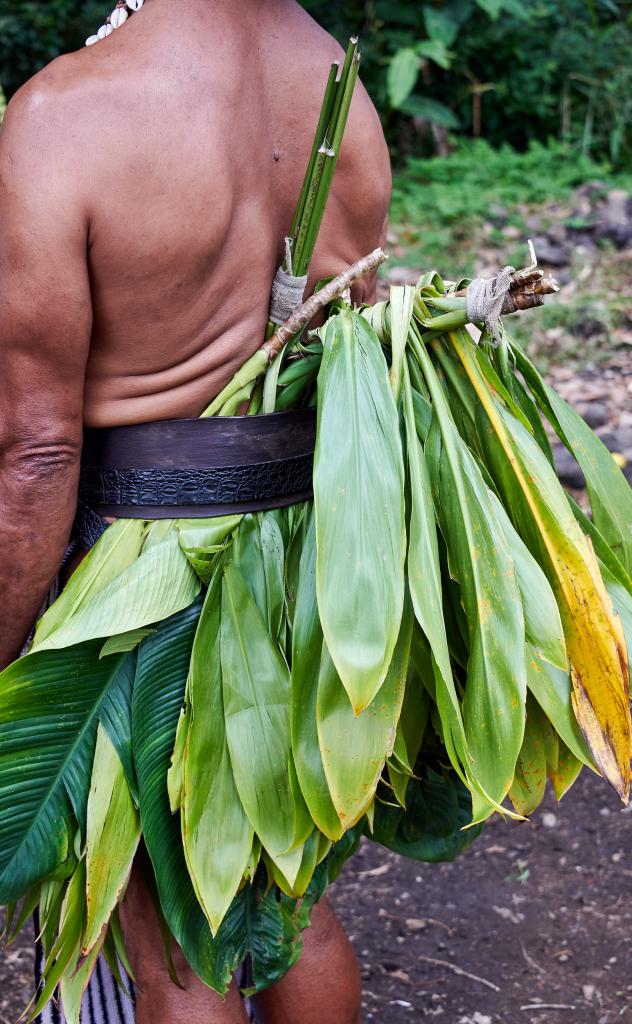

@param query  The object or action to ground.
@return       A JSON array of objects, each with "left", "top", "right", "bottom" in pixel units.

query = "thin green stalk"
[
  {"left": 297, "top": 52, "right": 360, "bottom": 275},
  {"left": 289, "top": 61, "right": 339, "bottom": 242},
  {"left": 201, "top": 350, "right": 269, "bottom": 417},
  {"left": 326, "top": 38, "right": 359, "bottom": 147},
  {"left": 218, "top": 383, "right": 255, "bottom": 418},
  {"left": 293, "top": 147, "right": 333, "bottom": 269}
]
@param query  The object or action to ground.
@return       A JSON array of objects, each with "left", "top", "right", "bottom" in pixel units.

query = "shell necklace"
[{"left": 86, "top": 0, "right": 145, "bottom": 46}]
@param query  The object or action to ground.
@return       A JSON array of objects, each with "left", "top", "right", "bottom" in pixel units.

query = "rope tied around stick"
[
  {"left": 268, "top": 237, "right": 309, "bottom": 325},
  {"left": 465, "top": 241, "right": 559, "bottom": 343},
  {"left": 466, "top": 265, "right": 515, "bottom": 345}
]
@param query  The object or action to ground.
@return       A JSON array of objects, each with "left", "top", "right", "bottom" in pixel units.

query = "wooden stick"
[
  {"left": 263, "top": 247, "right": 387, "bottom": 361},
  {"left": 415, "top": 954, "right": 501, "bottom": 992}
]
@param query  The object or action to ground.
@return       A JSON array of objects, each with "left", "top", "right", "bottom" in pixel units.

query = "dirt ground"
[
  {"left": 331, "top": 770, "right": 632, "bottom": 1024},
  {"left": 2, "top": 769, "right": 631, "bottom": 1024}
]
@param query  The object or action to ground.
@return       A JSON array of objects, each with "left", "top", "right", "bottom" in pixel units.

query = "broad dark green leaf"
[
  {"left": 132, "top": 600, "right": 228, "bottom": 990},
  {"left": 371, "top": 770, "right": 482, "bottom": 863},
  {"left": 0, "top": 644, "right": 134, "bottom": 903}
]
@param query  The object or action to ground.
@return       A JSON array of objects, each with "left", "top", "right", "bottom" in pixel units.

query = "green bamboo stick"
[
  {"left": 326, "top": 38, "right": 359, "bottom": 149},
  {"left": 296, "top": 51, "right": 360, "bottom": 276},
  {"left": 289, "top": 60, "right": 340, "bottom": 245}
]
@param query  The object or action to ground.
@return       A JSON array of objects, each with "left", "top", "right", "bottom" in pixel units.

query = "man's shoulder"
[{"left": 2, "top": 48, "right": 103, "bottom": 158}]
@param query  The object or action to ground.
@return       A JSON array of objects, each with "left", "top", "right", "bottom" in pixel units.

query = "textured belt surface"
[{"left": 79, "top": 410, "right": 316, "bottom": 518}]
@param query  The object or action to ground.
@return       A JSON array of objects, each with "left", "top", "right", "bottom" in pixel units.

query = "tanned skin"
[{"left": 0, "top": 1, "right": 390, "bottom": 1021}]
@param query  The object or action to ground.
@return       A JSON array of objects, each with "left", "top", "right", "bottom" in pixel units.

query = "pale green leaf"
[
  {"left": 315, "top": 311, "right": 406, "bottom": 712},
  {"left": 317, "top": 597, "right": 413, "bottom": 828},
  {"left": 221, "top": 562, "right": 296, "bottom": 862},
  {"left": 182, "top": 571, "right": 253, "bottom": 936},
  {"left": 83, "top": 725, "right": 140, "bottom": 955},
  {"left": 34, "top": 530, "right": 201, "bottom": 652},
  {"left": 387, "top": 48, "right": 420, "bottom": 109}
]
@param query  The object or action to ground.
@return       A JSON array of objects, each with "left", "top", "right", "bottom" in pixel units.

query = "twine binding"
[{"left": 466, "top": 265, "right": 515, "bottom": 344}]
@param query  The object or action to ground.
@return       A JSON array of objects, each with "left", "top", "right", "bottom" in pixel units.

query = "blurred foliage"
[
  {"left": 0, "top": 1, "right": 103, "bottom": 96},
  {"left": 390, "top": 138, "right": 632, "bottom": 271},
  {"left": 0, "top": 0, "right": 630, "bottom": 168},
  {"left": 302, "top": 0, "right": 631, "bottom": 168}
]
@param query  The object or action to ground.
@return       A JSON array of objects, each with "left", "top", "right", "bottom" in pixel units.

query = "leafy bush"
[
  {"left": 1, "top": 1, "right": 630, "bottom": 167},
  {"left": 0, "top": 1, "right": 103, "bottom": 97},
  {"left": 302, "top": 0, "right": 631, "bottom": 168}
]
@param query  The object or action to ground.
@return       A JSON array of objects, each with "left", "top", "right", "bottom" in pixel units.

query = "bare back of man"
[
  {"left": 5, "top": 0, "right": 390, "bottom": 428},
  {"left": 0, "top": 2, "right": 390, "bottom": 1021}
]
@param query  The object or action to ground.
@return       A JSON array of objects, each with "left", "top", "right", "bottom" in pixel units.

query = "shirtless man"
[{"left": 0, "top": 2, "right": 391, "bottom": 1021}]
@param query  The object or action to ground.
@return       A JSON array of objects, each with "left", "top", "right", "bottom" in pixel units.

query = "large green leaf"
[
  {"left": 387, "top": 48, "right": 420, "bottom": 109},
  {"left": 412, "top": 332, "right": 526, "bottom": 818},
  {"left": 489, "top": 491, "right": 566, "bottom": 670},
  {"left": 422, "top": 370, "right": 527, "bottom": 822},
  {"left": 389, "top": 285, "right": 415, "bottom": 402},
  {"left": 451, "top": 328, "right": 631, "bottom": 801},
  {"left": 30, "top": 860, "right": 86, "bottom": 1022},
  {"left": 290, "top": 514, "right": 344, "bottom": 841},
  {"left": 33, "top": 520, "right": 146, "bottom": 647},
  {"left": 221, "top": 563, "right": 296, "bottom": 863},
  {"left": 34, "top": 529, "right": 200, "bottom": 651},
  {"left": 132, "top": 599, "right": 228, "bottom": 989},
  {"left": 182, "top": 571, "right": 253, "bottom": 936},
  {"left": 508, "top": 695, "right": 549, "bottom": 816},
  {"left": 371, "top": 769, "right": 482, "bottom": 863},
  {"left": 0, "top": 644, "right": 134, "bottom": 903},
  {"left": 231, "top": 514, "right": 285, "bottom": 645},
  {"left": 512, "top": 344, "right": 632, "bottom": 581},
  {"left": 314, "top": 310, "right": 406, "bottom": 712},
  {"left": 545, "top": 384, "right": 632, "bottom": 579},
  {"left": 83, "top": 725, "right": 140, "bottom": 954},
  {"left": 402, "top": 362, "right": 474, "bottom": 789},
  {"left": 177, "top": 515, "right": 242, "bottom": 584},
  {"left": 525, "top": 644, "right": 593, "bottom": 768},
  {"left": 317, "top": 596, "right": 413, "bottom": 828}
]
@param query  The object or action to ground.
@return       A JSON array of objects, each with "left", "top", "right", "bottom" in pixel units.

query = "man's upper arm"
[{"left": 0, "top": 76, "right": 92, "bottom": 461}]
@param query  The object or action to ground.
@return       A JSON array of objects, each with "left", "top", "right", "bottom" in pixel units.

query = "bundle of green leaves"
[{"left": 2, "top": 272, "right": 632, "bottom": 1019}]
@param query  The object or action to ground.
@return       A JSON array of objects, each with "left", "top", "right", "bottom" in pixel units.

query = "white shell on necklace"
[
  {"left": 86, "top": 1, "right": 142, "bottom": 46},
  {"left": 109, "top": 7, "right": 129, "bottom": 28}
]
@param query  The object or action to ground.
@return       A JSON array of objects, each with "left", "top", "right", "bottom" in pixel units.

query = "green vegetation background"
[{"left": 1, "top": 0, "right": 630, "bottom": 169}]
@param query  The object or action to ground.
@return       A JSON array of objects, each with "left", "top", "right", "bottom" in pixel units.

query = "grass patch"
[{"left": 390, "top": 139, "right": 632, "bottom": 274}]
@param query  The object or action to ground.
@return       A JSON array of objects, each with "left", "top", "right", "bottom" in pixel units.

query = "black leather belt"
[{"left": 78, "top": 409, "right": 316, "bottom": 518}]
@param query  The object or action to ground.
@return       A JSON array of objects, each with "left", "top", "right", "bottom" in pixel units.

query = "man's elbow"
[{"left": 1, "top": 435, "right": 82, "bottom": 485}]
